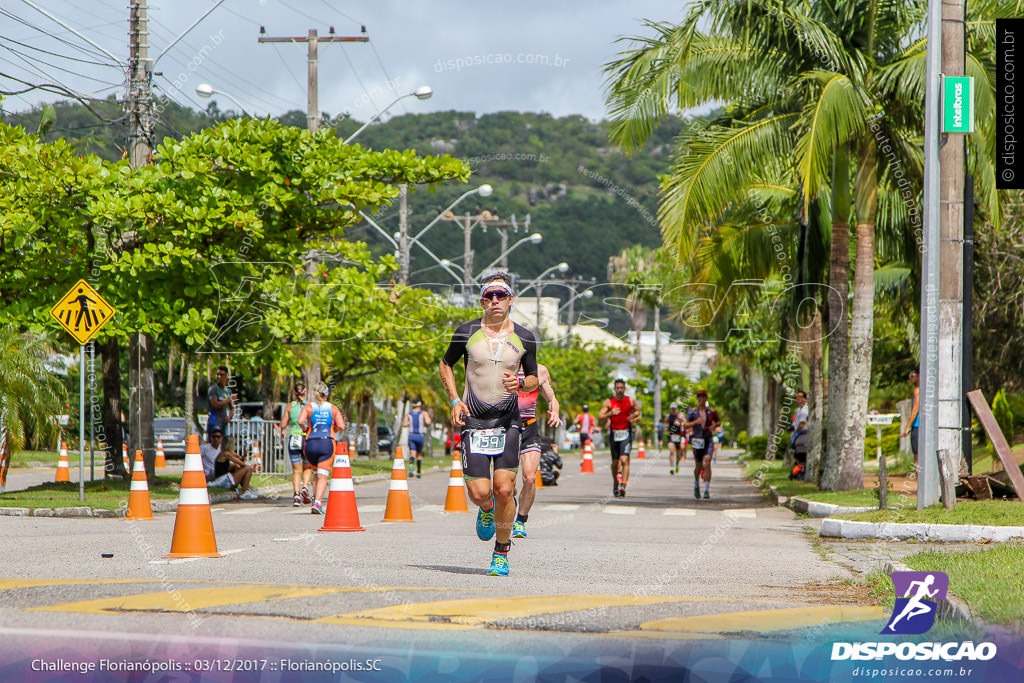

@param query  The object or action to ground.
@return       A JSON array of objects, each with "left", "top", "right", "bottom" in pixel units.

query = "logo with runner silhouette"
[{"left": 882, "top": 571, "right": 949, "bottom": 635}]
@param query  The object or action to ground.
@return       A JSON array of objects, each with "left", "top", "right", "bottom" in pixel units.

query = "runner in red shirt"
[
  {"left": 598, "top": 379, "right": 640, "bottom": 498},
  {"left": 573, "top": 405, "right": 597, "bottom": 450}
]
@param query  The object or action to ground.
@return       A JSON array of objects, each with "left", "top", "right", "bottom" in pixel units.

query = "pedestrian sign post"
[
  {"left": 49, "top": 279, "right": 115, "bottom": 345},
  {"left": 49, "top": 280, "right": 116, "bottom": 500}
]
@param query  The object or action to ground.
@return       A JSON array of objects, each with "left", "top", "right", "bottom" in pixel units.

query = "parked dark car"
[
  {"left": 377, "top": 425, "right": 395, "bottom": 456},
  {"left": 153, "top": 417, "right": 194, "bottom": 458}
]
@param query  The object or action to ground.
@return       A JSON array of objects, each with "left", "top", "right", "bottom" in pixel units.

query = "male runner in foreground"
[
  {"left": 513, "top": 363, "right": 562, "bottom": 538},
  {"left": 598, "top": 379, "right": 640, "bottom": 497},
  {"left": 685, "top": 389, "right": 714, "bottom": 499},
  {"left": 439, "top": 273, "right": 539, "bottom": 576}
]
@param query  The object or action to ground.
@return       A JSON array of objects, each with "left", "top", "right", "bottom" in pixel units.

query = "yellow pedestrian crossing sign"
[{"left": 49, "top": 279, "right": 115, "bottom": 344}]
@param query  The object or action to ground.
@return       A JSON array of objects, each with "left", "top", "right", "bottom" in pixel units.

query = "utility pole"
[
  {"left": 128, "top": 0, "right": 155, "bottom": 479},
  {"left": 919, "top": 0, "right": 943, "bottom": 507},
  {"left": 398, "top": 185, "right": 409, "bottom": 285},
  {"left": 937, "top": 0, "right": 966, "bottom": 478},
  {"left": 258, "top": 26, "right": 369, "bottom": 384}
]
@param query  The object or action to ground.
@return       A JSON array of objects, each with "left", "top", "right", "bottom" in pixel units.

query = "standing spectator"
[
  {"left": 207, "top": 366, "right": 236, "bottom": 438},
  {"left": 901, "top": 369, "right": 920, "bottom": 467},
  {"left": 790, "top": 391, "right": 809, "bottom": 446}
]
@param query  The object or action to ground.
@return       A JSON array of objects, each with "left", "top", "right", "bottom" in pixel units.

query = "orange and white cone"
[
  {"left": 443, "top": 450, "right": 469, "bottom": 513},
  {"left": 155, "top": 439, "right": 166, "bottom": 469},
  {"left": 126, "top": 449, "right": 154, "bottom": 520},
  {"left": 122, "top": 443, "right": 129, "bottom": 470},
  {"left": 637, "top": 439, "right": 646, "bottom": 460},
  {"left": 251, "top": 441, "right": 263, "bottom": 472},
  {"left": 383, "top": 446, "right": 414, "bottom": 522},
  {"left": 166, "top": 434, "right": 220, "bottom": 558},
  {"left": 580, "top": 442, "right": 595, "bottom": 473},
  {"left": 319, "top": 441, "right": 364, "bottom": 532},
  {"left": 55, "top": 438, "right": 70, "bottom": 483}
]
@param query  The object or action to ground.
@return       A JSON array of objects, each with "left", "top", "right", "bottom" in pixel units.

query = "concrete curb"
[
  {"left": 787, "top": 496, "right": 876, "bottom": 518},
  {"left": 0, "top": 465, "right": 448, "bottom": 518},
  {"left": 883, "top": 559, "right": 982, "bottom": 629},
  {"left": 820, "top": 518, "right": 1024, "bottom": 542}
]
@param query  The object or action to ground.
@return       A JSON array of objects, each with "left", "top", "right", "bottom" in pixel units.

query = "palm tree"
[
  {"left": 604, "top": 0, "right": 997, "bottom": 490},
  {"left": 0, "top": 327, "right": 66, "bottom": 491}
]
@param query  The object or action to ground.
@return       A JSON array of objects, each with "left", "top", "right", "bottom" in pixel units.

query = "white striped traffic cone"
[
  {"left": 126, "top": 449, "right": 154, "bottom": 520},
  {"left": 383, "top": 446, "right": 414, "bottom": 522},
  {"left": 55, "top": 438, "right": 70, "bottom": 483},
  {"left": 166, "top": 434, "right": 220, "bottom": 558}
]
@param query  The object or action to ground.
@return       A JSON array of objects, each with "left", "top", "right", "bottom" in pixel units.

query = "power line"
[
  {"left": 337, "top": 42, "right": 378, "bottom": 113},
  {"left": 0, "top": 34, "right": 117, "bottom": 67},
  {"left": 147, "top": 17, "right": 298, "bottom": 114},
  {"left": 0, "top": 43, "right": 121, "bottom": 87},
  {"left": 0, "top": 9, "right": 121, "bottom": 67},
  {"left": 271, "top": 42, "right": 308, "bottom": 100},
  {"left": 0, "top": 71, "right": 123, "bottom": 122}
]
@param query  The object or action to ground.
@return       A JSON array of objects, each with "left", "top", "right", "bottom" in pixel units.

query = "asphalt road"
[{"left": 0, "top": 448, "right": 903, "bottom": 679}]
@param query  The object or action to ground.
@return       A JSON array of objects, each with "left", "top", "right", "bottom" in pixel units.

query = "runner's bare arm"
[
  {"left": 598, "top": 400, "right": 613, "bottom": 421},
  {"left": 332, "top": 405, "right": 346, "bottom": 434},
  {"left": 537, "top": 366, "right": 562, "bottom": 427},
  {"left": 439, "top": 360, "right": 469, "bottom": 426},
  {"left": 298, "top": 403, "right": 311, "bottom": 432}
]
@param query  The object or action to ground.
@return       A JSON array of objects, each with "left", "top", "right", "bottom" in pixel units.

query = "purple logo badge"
[{"left": 882, "top": 571, "right": 949, "bottom": 635}]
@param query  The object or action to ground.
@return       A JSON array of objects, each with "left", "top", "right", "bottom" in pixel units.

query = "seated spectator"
[
  {"left": 538, "top": 436, "right": 563, "bottom": 486},
  {"left": 199, "top": 428, "right": 259, "bottom": 499}
]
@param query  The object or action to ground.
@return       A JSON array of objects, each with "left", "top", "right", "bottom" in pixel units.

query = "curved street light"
[
  {"left": 343, "top": 85, "right": 433, "bottom": 144},
  {"left": 195, "top": 82, "right": 251, "bottom": 117},
  {"left": 477, "top": 232, "right": 542, "bottom": 275}
]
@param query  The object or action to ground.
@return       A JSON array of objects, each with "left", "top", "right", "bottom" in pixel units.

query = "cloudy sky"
[{"left": 1, "top": 0, "right": 686, "bottom": 122}]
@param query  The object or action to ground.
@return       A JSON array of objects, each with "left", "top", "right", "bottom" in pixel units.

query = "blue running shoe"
[
  {"left": 487, "top": 552, "right": 509, "bottom": 576},
  {"left": 512, "top": 520, "right": 527, "bottom": 538},
  {"left": 476, "top": 500, "right": 495, "bottom": 541}
]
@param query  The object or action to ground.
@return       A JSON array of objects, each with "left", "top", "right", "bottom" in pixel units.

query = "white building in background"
[{"left": 511, "top": 296, "right": 717, "bottom": 382}]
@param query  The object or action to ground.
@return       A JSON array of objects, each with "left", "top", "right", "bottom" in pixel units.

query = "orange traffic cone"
[
  {"left": 637, "top": 439, "right": 646, "bottom": 459},
  {"left": 55, "top": 438, "right": 70, "bottom": 482},
  {"left": 126, "top": 449, "right": 154, "bottom": 520},
  {"left": 122, "top": 443, "right": 129, "bottom": 471},
  {"left": 166, "top": 434, "right": 220, "bottom": 558},
  {"left": 251, "top": 440, "right": 263, "bottom": 472},
  {"left": 319, "top": 441, "right": 364, "bottom": 532},
  {"left": 580, "top": 442, "right": 595, "bottom": 473},
  {"left": 155, "top": 439, "right": 166, "bottom": 468},
  {"left": 443, "top": 450, "right": 469, "bottom": 513},
  {"left": 383, "top": 446, "right": 414, "bottom": 522}
]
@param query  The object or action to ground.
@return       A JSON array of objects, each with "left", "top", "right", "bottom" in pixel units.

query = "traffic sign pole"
[{"left": 79, "top": 344, "right": 85, "bottom": 501}]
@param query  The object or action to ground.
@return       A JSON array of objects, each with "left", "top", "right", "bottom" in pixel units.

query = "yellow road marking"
[
  {"left": 636, "top": 605, "right": 888, "bottom": 636},
  {"left": 25, "top": 584, "right": 441, "bottom": 615},
  {"left": 316, "top": 595, "right": 706, "bottom": 630},
  {"left": 0, "top": 579, "right": 178, "bottom": 589}
]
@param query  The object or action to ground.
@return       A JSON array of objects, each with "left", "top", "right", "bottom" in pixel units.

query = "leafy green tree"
[
  {"left": 0, "top": 327, "right": 66, "bottom": 490},
  {"left": 603, "top": 0, "right": 999, "bottom": 489}
]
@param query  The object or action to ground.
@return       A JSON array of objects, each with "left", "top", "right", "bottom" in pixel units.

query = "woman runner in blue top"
[{"left": 298, "top": 382, "right": 346, "bottom": 514}]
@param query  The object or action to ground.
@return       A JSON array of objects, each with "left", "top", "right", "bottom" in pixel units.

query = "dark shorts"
[
  {"left": 580, "top": 432, "right": 591, "bottom": 446},
  {"left": 609, "top": 430, "right": 632, "bottom": 458},
  {"left": 461, "top": 418, "right": 521, "bottom": 480},
  {"left": 408, "top": 433, "right": 425, "bottom": 454},
  {"left": 692, "top": 447, "right": 710, "bottom": 462},
  {"left": 303, "top": 438, "right": 334, "bottom": 467},
  {"left": 520, "top": 418, "right": 541, "bottom": 454},
  {"left": 910, "top": 426, "right": 919, "bottom": 456},
  {"left": 287, "top": 434, "right": 305, "bottom": 464},
  {"left": 667, "top": 433, "right": 683, "bottom": 449}
]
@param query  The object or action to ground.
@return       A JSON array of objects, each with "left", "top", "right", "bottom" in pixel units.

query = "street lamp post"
[
  {"left": 516, "top": 262, "right": 569, "bottom": 337},
  {"left": 195, "top": 82, "right": 251, "bottom": 117},
  {"left": 399, "top": 184, "right": 493, "bottom": 287},
  {"left": 343, "top": 85, "right": 433, "bottom": 145},
  {"left": 558, "top": 284, "right": 594, "bottom": 340}
]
